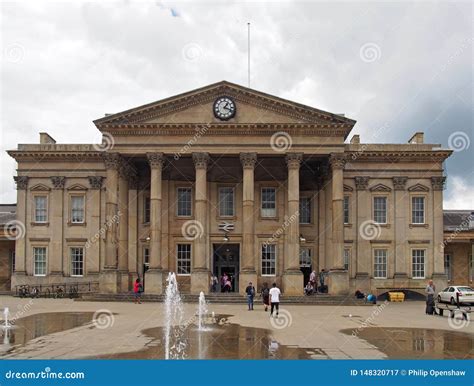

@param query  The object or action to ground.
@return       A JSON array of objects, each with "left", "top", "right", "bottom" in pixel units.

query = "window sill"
[
  {"left": 31, "top": 222, "right": 49, "bottom": 227},
  {"left": 142, "top": 222, "right": 150, "bottom": 226},
  {"left": 175, "top": 216, "right": 194, "bottom": 220},
  {"left": 71, "top": 275, "right": 84, "bottom": 278},
  {"left": 412, "top": 277, "right": 425, "bottom": 280},
  {"left": 344, "top": 223, "right": 352, "bottom": 228},
  {"left": 409, "top": 223, "right": 429, "bottom": 228},
  {"left": 68, "top": 222, "right": 87, "bottom": 227},
  {"left": 300, "top": 223, "right": 313, "bottom": 227},
  {"left": 33, "top": 274, "right": 46, "bottom": 277},
  {"left": 374, "top": 223, "right": 391, "bottom": 228},
  {"left": 217, "top": 216, "right": 237, "bottom": 221},
  {"left": 259, "top": 216, "right": 279, "bottom": 221}
]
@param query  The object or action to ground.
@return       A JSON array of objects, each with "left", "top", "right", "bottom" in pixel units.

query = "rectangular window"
[
  {"left": 343, "top": 248, "right": 350, "bottom": 271},
  {"left": 177, "top": 244, "right": 191, "bottom": 275},
  {"left": 412, "top": 197, "right": 425, "bottom": 224},
  {"left": 144, "top": 196, "right": 150, "bottom": 223},
  {"left": 219, "top": 187, "right": 235, "bottom": 217},
  {"left": 34, "top": 196, "right": 47, "bottom": 222},
  {"left": 261, "top": 188, "right": 276, "bottom": 218},
  {"left": 144, "top": 247, "right": 150, "bottom": 265},
  {"left": 33, "top": 247, "right": 47, "bottom": 276},
  {"left": 374, "top": 249, "right": 387, "bottom": 278},
  {"left": 71, "top": 247, "right": 84, "bottom": 277},
  {"left": 299, "top": 197, "right": 311, "bottom": 224},
  {"left": 71, "top": 196, "right": 85, "bottom": 223},
  {"left": 444, "top": 253, "right": 452, "bottom": 281},
  {"left": 261, "top": 244, "right": 276, "bottom": 275},
  {"left": 373, "top": 197, "right": 387, "bottom": 224},
  {"left": 299, "top": 247, "right": 311, "bottom": 267},
  {"left": 10, "top": 250, "right": 15, "bottom": 273},
  {"left": 343, "top": 196, "right": 350, "bottom": 224},
  {"left": 412, "top": 249, "right": 425, "bottom": 279},
  {"left": 177, "top": 188, "right": 192, "bottom": 217}
]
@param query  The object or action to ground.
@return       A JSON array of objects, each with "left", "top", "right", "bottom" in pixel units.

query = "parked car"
[{"left": 437, "top": 286, "right": 474, "bottom": 305}]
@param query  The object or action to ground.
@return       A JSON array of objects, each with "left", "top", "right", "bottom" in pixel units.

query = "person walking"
[
  {"left": 261, "top": 282, "right": 270, "bottom": 312},
  {"left": 210, "top": 275, "right": 218, "bottom": 293},
  {"left": 425, "top": 280, "right": 437, "bottom": 315},
  {"left": 133, "top": 277, "right": 143, "bottom": 304},
  {"left": 319, "top": 269, "right": 327, "bottom": 293},
  {"left": 245, "top": 282, "right": 256, "bottom": 310},
  {"left": 309, "top": 269, "right": 317, "bottom": 289},
  {"left": 269, "top": 282, "right": 281, "bottom": 318}
]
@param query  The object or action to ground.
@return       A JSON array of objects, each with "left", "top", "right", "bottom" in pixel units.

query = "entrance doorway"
[{"left": 213, "top": 244, "right": 240, "bottom": 292}]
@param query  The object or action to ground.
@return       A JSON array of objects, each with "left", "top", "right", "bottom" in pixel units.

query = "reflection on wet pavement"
[
  {"left": 342, "top": 327, "right": 473, "bottom": 359},
  {"left": 0, "top": 312, "right": 94, "bottom": 355}
]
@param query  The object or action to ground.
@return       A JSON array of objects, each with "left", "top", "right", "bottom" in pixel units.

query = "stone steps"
[{"left": 78, "top": 293, "right": 370, "bottom": 305}]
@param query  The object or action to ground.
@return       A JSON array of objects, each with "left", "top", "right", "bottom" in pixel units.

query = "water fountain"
[
  {"left": 197, "top": 291, "right": 208, "bottom": 331},
  {"left": 163, "top": 272, "right": 186, "bottom": 360},
  {"left": 2, "top": 308, "right": 11, "bottom": 329}
]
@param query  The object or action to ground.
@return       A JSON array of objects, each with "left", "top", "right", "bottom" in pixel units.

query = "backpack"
[{"left": 262, "top": 288, "right": 270, "bottom": 297}]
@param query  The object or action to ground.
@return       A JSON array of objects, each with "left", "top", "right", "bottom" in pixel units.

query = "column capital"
[
  {"left": 431, "top": 176, "right": 446, "bottom": 191},
  {"left": 286, "top": 152, "right": 303, "bottom": 169},
  {"left": 103, "top": 153, "right": 122, "bottom": 170},
  {"left": 393, "top": 176, "right": 408, "bottom": 190},
  {"left": 50, "top": 176, "right": 66, "bottom": 190},
  {"left": 355, "top": 176, "right": 370, "bottom": 190},
  {"left": 88, "top": 176, "right": 105, "bottom": 190},
  {"left": 147, "top": 152, "right": 165, "bottom": 169},
  {"left": 329, "top": 153, "right": 346, "bottom": 170},
  {"left": 14, "top": 176, "right": 29, "bottom": 190},
  {"left": 192, "top": 152, "right": 210, "bottom": 170},
  {"left": 240, "top": 152, "right": 257, "bottom": 169}
]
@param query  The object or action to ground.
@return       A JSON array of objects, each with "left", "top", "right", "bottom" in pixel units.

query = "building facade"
[{"left": 7, "top": 81, "right": 457, "bottom": 295}]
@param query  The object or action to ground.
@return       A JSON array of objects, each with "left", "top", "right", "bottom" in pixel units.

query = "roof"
[
  {"left": 0, "top": 204, "right": 16, "bottom": 225},
  {"left": 443, "top": 210, "right": 474, "bottom": 232}
]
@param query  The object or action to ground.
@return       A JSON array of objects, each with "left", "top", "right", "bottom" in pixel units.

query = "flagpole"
[{"left": 247, "top": 22, "right": 250, "bottom": 88}]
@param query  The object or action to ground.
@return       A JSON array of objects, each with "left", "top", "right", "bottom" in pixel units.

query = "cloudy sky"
[{"left": 1, "top": 0, "right": 472, "bottom": 208}]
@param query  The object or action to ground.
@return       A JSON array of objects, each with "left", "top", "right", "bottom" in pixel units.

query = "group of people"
[
  {"left": 245, "top": 282, "right": 281, "bottom": 317},
  {"left": 304, "top": 269, "right": 328, "bottom": 295},
  {"left": 209, "top": 273, "right": 233, "bottom": 293}
]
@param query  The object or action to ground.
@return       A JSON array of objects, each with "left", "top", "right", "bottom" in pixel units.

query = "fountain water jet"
[
  {"left": 2, "top": 308, "right": 11, "bottom": 329},
  {"left": 197, "top": 292, "right": 208, "bottom": 331},
  {"left": 164, "top": 272, "right": 186, "bottom": 359}
]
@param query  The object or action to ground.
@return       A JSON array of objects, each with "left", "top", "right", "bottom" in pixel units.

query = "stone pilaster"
[
  {"left": 191, "top": 152, "right": 210, "bottom": 294},
  {"left": 282, "top": 153, "right": 303, "bottom": 295},
  {"left": 12, "top": 177, "right": 28, "bottom": 282},
  {"left": 146, "top": 152, "right": 165, "bottom": 294},
  {"left": 50, "top": 176, "right": 66, "bottom": 276},
  {"left": 118, "top": 166, "right": 130, "bottom": 292},
  {"left": 327, "top": 153, "right": 349, "bottom": 295},
  {"left": 431, "top": 176, "right": 447, "bottom": 289},
  {"left": 127, "top": 176, "right": 139, "bottom": 284},
  {"left": 239, "top": 152, "right": 257, "bottom": 293},
  {"left": 393, "top": 177, "right": 408, "bottom": 280},
  {"left": 354, "top": 176, "right": 370, "bottom": 291},
  {"left": 87, "top": 176, "right": 103, "bottom": 275}
]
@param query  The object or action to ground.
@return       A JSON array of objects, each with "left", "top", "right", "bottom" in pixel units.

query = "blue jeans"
[{"left": 247, "top": 295, "right": 254, "bottom": 309}]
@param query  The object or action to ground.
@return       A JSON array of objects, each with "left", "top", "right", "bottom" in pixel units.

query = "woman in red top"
[{"left": 133, "top": 277, "right": 143, "bottom": 304}]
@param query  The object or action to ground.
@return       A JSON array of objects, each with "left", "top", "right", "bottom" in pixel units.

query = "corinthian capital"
[
  {"left": 14, "top": 176, "right": 28, "bottom": 190},
  {"left": 51, "top": 176, "right": 66, "bottom": 190},
  {"left": 355, "top": 176, "right": 370, "bottom": 190},
  {"left": 103, "top": 153, "right": 122, "bottom": 170},
  {"left": 192, "top": 152, "right": 210, "bottom": 170},
  {"left": 393, "top": 176, "right": 408, "bottom": 191},
  {"left": 329, "top": 153, "right": 346, "bottom": 170},
  {"left": 431, "top": 176, "right": 446, "bottom": 191},
  {"left": 146, "top": 152, "right": 165, "bottom": 169},
  {"left": 286, "top": 153, "right": 303, "bottom": 169},
  {"left": 240, "top": 153, "right": 257, "bottom": 169}
]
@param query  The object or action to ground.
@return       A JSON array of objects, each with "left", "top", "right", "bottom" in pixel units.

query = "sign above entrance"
[{"left": 218, "top": 222, "right": 234, "bottom": 232}]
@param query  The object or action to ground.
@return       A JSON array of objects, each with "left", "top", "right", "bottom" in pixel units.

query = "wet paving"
[
  {"left": 0, "top": 312, "right": 94, "bottom": 355},
  {"left": 342, "top": 327, "right": 473, "bottom": 359},
  {"left": 98, "top": 315, "right": 325, "bottom": 360}
]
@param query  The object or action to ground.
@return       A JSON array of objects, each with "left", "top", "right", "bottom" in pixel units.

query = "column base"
[
  {"left": 191, "top": 269, "right": 210, "bottom": 295},
  {"left": 144, "top": 269, "right": 164, "bottom": 295},
  {"left": 432, "top": 272, "right": 448, "bottom": 292},
  {"left": 328, "top": 269, "right": 349, "bottom": 295},
  {"left": 282, "top": 270, "right": 303, "bottom": 295},
  {"left": 239, "top": 271, "right": 257, "bottom": 294},
  {"left": 99, "top": 269, "right": 119, "bottom": 294}
]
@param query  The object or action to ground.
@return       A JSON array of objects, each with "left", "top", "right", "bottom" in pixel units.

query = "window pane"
[
  {"left": 219, "top": 187, "right": 234, "bottom": 217},
  {"left": 412, "top": 197, "right": 425, "bottom": 224},
  {"left": 261, "top": 188, "right": 276, "bottom": 217},
  {"left": 71, "top": 247, "right": 84, "bottom": 276},
  {"left": 33, "top": 247, "right": 47, "bottom": 276},
  {"left": 374, "top": 197, "right": 387, "bottom": 223},
  {"left": 177, "top": 188, "right": 192, "bottom": 217},
  {"left": 71, "top": 196, "right": 85, "bottom": 223},
  {"left": 444, "top": 254, "right": 452, "bottom": 281},
  {"left": 343, "top": 196, "right": 350, "bottom": 224},
  {"left": 374, "top": 249, "right": 387, "bottom": 278},
  {"left": 35, "top": 196, "right": 47, "bottom": 222},
  {"left": 177, "top": 244, "right": 191, "bottom": 275},
  {"left": 343, "top": 249, "right": 350, "bottom": 270},
  {"left": 299, "top": 197, "right": 311, "bottom": 224},
  {"left": 299, "top": 248, "right": 311, "bottom": 267},
  {"left": 261, "top": 244, "right": 276, "bottom": 275},
  {"left": 412, "top": 249, "right": 425, "bottom": 278},
  {"left": 144, "top": 197, "right": 151, "bottom": 223},
  {"left": 144, "top": 248, "right": 150, "bottom": 265}
]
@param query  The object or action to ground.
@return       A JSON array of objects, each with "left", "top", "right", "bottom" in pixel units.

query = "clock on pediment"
[{"left": 213, "top": 96, "right": 236, "bottom": 121}]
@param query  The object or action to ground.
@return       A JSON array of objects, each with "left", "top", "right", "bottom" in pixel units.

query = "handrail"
[{"left": 14, "top": 281, "right": 99, "bottom": 297}]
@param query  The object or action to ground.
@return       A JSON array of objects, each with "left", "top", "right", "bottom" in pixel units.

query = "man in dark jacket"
[{"left": 245, "top": 282, "right": 256, "bottom": 310}]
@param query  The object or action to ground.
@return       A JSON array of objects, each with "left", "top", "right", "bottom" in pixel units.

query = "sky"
[{"left": 0, "top": 0, "right": 473, "bottom": 209}]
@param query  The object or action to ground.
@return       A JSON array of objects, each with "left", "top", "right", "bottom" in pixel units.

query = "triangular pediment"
[
  {"left": 94, "top": 81, "right": 355, "bottom": 129},
  {"left": 343, "top": 184, "right": 354, "bottom": 192},
  {"left": 30, "top": 183, "right": 51, "bottom": 191},
  {"left": 67, "top": 183, "right": 88, "bottom": 191},
  {"left": 369, "top": 183, "right": 392, "bottom": 192},
  {"left": 408, "top": 183, "right": 429, "bottom": 192}
]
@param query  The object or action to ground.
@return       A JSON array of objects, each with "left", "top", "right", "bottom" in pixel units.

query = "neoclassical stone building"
[{"left": 7, "top": 81, "right": 454, "bottom": 295}]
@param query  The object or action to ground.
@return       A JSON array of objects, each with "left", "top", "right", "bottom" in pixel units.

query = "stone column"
[
  {"left": 191, "top": 152, "right": 210, "bottom": 294},
  {"left": 127, "top": 176, "right": 139, "bottom": 284},
  {"left": 118, "top": 166, "right": 130, "bottom": 292},
  {"left": 50, "top": 176, "right": 66, "bottom": 276},
  {"left": 327, "top": 153, "right": 349, "bottom": 295},
  {"left": 239, "top": 153, "right": 257, "bottom": 293},
  {"left": 282, "top": 153, "right": 303, "bottom": 295},
  {"left": 100, "top": 153, "right": 120, "bottom": 294},
  {"left": 393, "top": 177, "right": 408, "bottom": 281},
  {"left": 355, "top": 176, "right": 370, "bottom": 292},
  {"left": 11, "top": 177, "right": 28, "bottom": 287},
  {"left": 431, "top": 176, "right": 447, "bottom": 290},
  {"left": 87, "top": 176, "right": 104, "bottom": 276},
  {"left": 146, "top": 152, "right": 165, "bottom": 294}
]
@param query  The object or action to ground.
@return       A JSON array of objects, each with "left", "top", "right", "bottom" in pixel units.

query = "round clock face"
[{"left": 213, "top": 96, "right": 236, "bottom": 120}]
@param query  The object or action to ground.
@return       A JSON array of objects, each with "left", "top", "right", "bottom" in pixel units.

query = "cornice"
[
  {"left": 8, "top": 150, "right": 103, "bottom": 162},
  {"left": 346, "top": 150, "right": 452, "bottom": 163}
]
